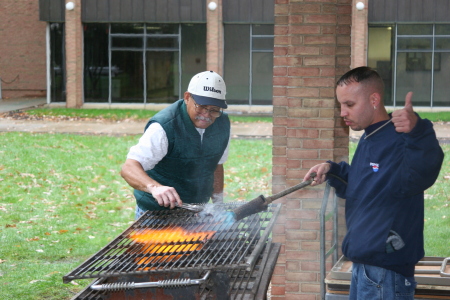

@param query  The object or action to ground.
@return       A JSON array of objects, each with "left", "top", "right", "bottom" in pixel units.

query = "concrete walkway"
[
  {"left": 0, "top": 97, "right": 272, "bottom": 138},
  {"left": 1, "top": 97, "right": 449, "bottom": 141},
  {"left": 0, "top": 118, "right": 273, "bottom": 138},
  {"left": 0, "top": 97, "right": 47, "bottom": 113}
]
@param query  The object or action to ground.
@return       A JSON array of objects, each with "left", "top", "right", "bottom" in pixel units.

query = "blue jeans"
[
  {"left": 349, "top": 263, "right": 416, "bottom": 300},
  {"left": 135, "top": 205, "right": 147, "bottom": 220}
]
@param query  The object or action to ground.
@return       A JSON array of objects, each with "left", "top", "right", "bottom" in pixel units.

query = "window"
[
  {"left": 83, "top": 23, "right": 206, "bottom": 104},
  {"left": 50, "top": 23, "right": 65, "bottom": 102},
  {"left": 84, "top": 23, "right": 109, "bottom": 102},
  {"left": 224, "top": 24, "right": 274, "bottom": 105},
  {"left": 368, "top": 26, "right": 394, "bottom": 105},
  {"left": 369, "top": 24, "right": 450, "bottom": 107}
]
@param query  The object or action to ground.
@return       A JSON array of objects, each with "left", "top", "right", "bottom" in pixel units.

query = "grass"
[
  {"left": 423, "top": 150, "right": 450, "bottom": 257},
  {"left": 0, "top": 108, "right": 448, "bottom": 299},
  {"left": 0, "top": 132, "right": 272, "bottom": 299},
  {"left": 418, "top": 111, "right": 450, "bottom": 122}
]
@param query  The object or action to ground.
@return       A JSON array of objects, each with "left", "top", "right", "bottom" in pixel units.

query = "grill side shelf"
[{"left": 244, "top": 203, "right": 281, "bottom": 271}]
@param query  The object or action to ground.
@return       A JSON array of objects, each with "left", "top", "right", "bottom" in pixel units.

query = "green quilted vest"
[{"left": 134, "top": 99, "right": 230, "bottom": 211}]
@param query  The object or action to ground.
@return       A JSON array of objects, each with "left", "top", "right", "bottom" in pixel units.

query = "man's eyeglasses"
[{"left": 192, "top": 100, "right": 223, "bottom": 118}]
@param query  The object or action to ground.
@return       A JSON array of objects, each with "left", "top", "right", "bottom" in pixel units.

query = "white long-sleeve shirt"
[{"left": 127, "top": 122, "right": 230, "bottom": 171}]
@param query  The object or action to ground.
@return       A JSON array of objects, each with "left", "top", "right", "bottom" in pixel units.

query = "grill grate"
[{"left": 64, "top": 203, "right": 280, "bottom": 283}]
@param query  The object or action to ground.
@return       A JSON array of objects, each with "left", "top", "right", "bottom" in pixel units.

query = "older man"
[{"left": 121, "top": 71, "right": 230, "bottom": 219}]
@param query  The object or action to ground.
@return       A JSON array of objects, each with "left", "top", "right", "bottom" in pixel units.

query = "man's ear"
[
  {"left": 183, "top": 92, "right": 190, "bottom": 104},
  {"left": 370, "top": 92, "right": 381, "bottom": 107}
]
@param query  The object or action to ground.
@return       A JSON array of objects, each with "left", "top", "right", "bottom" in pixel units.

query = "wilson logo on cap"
[{"left": 204, "top": 86, "right": 222, "bottom": 94}]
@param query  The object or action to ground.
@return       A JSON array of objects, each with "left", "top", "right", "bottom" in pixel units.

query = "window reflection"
[
  {"left": 224, "top": 24, "right": 274, "bottom": 105},
  {"left": 111, "top": 51, "right": 144, "bottom": 103},
  {"left": 369, "top": 24, "right": 450, "bottom": 107},
  {"left": 84, "top": 23, "right": 109, "bottom": 102},
  {"left": 50, "top": 23, "right": 65, "bottom": 102},
  {"left": 396, "top": 52, "right": 432, "bottom": 107}
]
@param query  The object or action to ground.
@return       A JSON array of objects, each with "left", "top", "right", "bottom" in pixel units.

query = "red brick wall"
[
  {"left": 351, "top": 0, "right": 368, "bottom": 68},
  {"left": 206, "top": 0, "right": 223, "bottom": 75},
  {"left": 65, "top": 0, "right": 83, "bottom": 108},
  {"left": 0, "top": 0, "right": 46, "bottom": 98},
  {"left": 272, "top": 0, "right": 351, "bottom": 298}
]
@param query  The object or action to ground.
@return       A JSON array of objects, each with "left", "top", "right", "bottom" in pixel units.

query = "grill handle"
[
  {"left": 90, "top": 271, "right": 211, "bottom": 291},
  {"left": 441, "top": 257, "right": 450, "bottom": 277}
]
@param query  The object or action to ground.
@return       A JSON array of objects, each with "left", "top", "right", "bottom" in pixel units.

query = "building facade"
[
  {"left": 1, "top": 1, "right": 450, "bottom": 299},
  {"left": 1, "top": 1, "right": 449, "bottom": 108},
  {"left": 36, "top": 0, "right": 275, "bottom": 108}
]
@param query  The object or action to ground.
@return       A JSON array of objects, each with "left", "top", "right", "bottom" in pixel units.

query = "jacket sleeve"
[
  {"left": 398, "top": 117, "right": 444, "bottom": 197},
  {"left": 326, "top": 160, "right": 350, "bottom": 198}
]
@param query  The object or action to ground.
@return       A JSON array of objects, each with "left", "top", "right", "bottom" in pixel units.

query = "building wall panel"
[
  {"left": 369, "top": 0, "right": 450, "bottom": 23},
  {"left": 131, "top": 0, "right": 145, "bottom": 22},
  {"left": 143, "top": 1, "right": 157, "bottom": 22},
  {"left": 436, "top": 0, "right": 450, "bottom": 22},
  {"left": 79, "top": 0, "right": 206, "bottom": 23},
  {"left": 224, "top": 0, "right": 274, "bottom": 23},
  {"left": 39, "top": 0, "right": 276, "bottom": 23},
  {"left": 39, "top": 0, "right": 64, "bottom": 22}
]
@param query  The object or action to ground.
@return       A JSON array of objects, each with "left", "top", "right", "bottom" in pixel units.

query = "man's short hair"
[{"left": 337, "top": 66, "right": 385, "bottom": 96}]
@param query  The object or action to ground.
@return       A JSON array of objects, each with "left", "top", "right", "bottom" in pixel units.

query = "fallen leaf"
[
  {"left": 44, "top": 271, "right": 60, "bottom": 277},
  {"left": 36, "top": 249, "right": 44, "bottom": 253},
  {"left": 59, "top": 230, "right": 69, "bottom": 234},
  {"left": 30, "top": 280, "right": 46, "bottom": 284}
]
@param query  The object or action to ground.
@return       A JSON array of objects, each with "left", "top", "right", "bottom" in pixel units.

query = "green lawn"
[
  {"left": 0, "top": 133, "right": 272, "bottom": 299},
  {"left": 0, "top": 108, "right": 448, "bottom": 299}
]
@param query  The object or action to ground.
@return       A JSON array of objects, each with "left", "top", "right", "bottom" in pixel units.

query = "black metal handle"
[{"left": 264, "top": 172, "right": 316, "bottom": 204}]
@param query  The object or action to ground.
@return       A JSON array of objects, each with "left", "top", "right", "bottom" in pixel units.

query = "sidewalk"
[
  {"left": 0, "top": 118, "right": 273, "bottom": 138},
  {"left": 0, "top": 97, "right": 272, "bottom": 138},
  {"left": 0, "top": 97, "right": 449, "bottom": 141}
]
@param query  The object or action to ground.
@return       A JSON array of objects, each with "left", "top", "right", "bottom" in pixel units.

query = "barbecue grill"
[{"left": 64, "top": 202, "right": 281, "bottom": 299}]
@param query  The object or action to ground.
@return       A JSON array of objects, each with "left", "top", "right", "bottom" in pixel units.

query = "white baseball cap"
[{"left": 187, "top": 71, "right": 227, "bottom": 109}]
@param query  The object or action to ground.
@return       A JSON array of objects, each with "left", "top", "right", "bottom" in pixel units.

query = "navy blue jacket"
[{"left": 327, "top": 116, "right": 443, "bottom": 277}]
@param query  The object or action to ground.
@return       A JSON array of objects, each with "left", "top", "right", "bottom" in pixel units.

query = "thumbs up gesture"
[{"left": 391, "top": 92, "right": 418, "bottom": 133}]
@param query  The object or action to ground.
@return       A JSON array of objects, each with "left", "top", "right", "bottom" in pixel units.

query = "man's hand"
[
  {"left": 391, "top": 92, "right": 418, "bottom": 133},
  {"left": 303, "top": 163, "right": 331, "bottom": 186},
  {"left": 147, "top": 184, "right": 182, "bottom": 209},
  {"left": 211, "top": 192, "right": 224, "bottom": 204}
]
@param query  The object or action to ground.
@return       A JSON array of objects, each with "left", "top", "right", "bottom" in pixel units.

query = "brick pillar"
[
  {"left": 206, "top": 0, "right": 223, "bottom": 75},
  {"left": 65, "top": 0, "right": 83, "bottom": 108},
  {"left": 272, "top": 0, "right": 351, "bottom": 299},
  {"left": 351, "top": 0, "right": 368, "bottom": 68}
]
